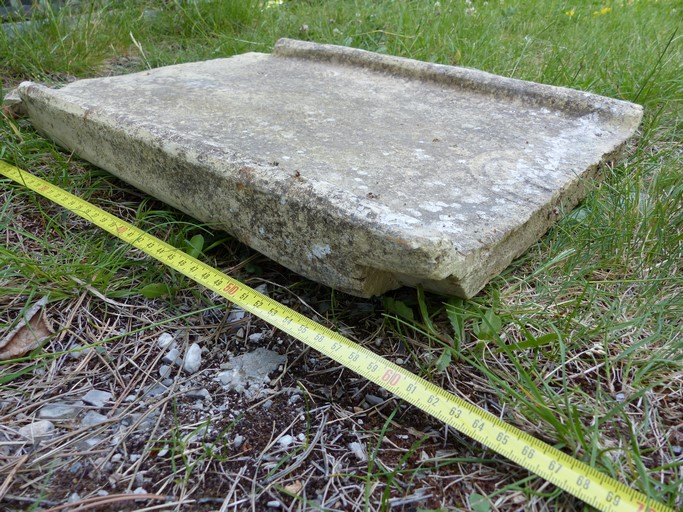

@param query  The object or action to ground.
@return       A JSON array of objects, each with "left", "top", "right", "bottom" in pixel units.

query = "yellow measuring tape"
[{"left": 1, "top": 161, "right": 673, "bottom": 512}]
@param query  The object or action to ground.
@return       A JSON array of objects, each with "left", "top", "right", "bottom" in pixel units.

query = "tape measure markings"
[{"left": 0, "top": 161, "right": 673, "bottom": 512}]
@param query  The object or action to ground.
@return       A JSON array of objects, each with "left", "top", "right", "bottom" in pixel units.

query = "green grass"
[{"left": 1, "top": 1, "right": 681, "bottom": 511}]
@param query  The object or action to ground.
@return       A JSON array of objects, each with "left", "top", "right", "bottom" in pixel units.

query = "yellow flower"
[
  {"left": 565, "top": 9, "right": 575, "bottom": 16},
  {"left": 593, "top": 6, "right": 612, "bottom": 16}
]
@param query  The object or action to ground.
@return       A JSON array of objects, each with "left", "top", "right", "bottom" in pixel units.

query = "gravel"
[
  {"left": 162, "top": 347, "right": 181, "bottom": 365},
  {"left": 81, "top": 389, "right": 112, "bottom": 408},
  {"left": 18, "top": 420, "right": 55, "bottom": 442},
  {"left": 157, "top": 332, "right": 175, "bottom": 349},
  {"left": 227, "top": 308, "right": 246, "bottom": 323},
  {"left": 248, "top": 332, "right": 265, "bottom": 343},
  {"left": 142, "top": 384, "right": 168, "bottom": 398},
  {"left": 349, "top": 441, "right": 367, "bottom": 462},
  {"left": 159, "top": 364, "right": 172, "bottom": 379},
  {"left": 216, "top": 348, "right": 286, "bottom": 398},
  {"left": 185, "top": 387, "right": 210, "bottom": 400},
  {"left": 183, "top": 342, "right": 202, "bottom": 374},
  {"left": 81, "top": 411, "right": 108, "bottom": 428},
  {"left": 38, "top": 403, "right": 83, "bottom": 420},
  {"left": 365, "top": 394, "right": 384, "bottom": 406},
  {"left": 278, "top": 434, "right": 294, "bottom": 448}
]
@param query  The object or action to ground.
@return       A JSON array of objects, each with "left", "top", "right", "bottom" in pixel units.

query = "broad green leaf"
[
  {"left": 564, "top": 207, "right": 589, "bottom": 224},
  {"left": 510, "top": 332, "right": 560, "bottom": 350},
  {"left": 446, "top": 299, "right": 465, "bottom": 335},
  {"left": 140, "top": 283, "right": 172, "bottom": 298},
  {"left": 435, "top": 349, "right": 452, "bottom": 372},
  {"left": 469, "top": 492, "right": 491, "bottom": 512},
  {"left": 384, "top": 297, "right": 414, "bottom": 321},
  {"left": 245, "top": 262, "right": 263, "bottom": 275},
  {"left": 184, "top": 234, "right": 205, "bottom": 258},
  {"left": 473, "top": 308, "right": 502, "bottom": 341}
]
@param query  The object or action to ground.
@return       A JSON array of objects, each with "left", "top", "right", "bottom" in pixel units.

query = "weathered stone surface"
[
  {"left": 18, "top": 420, "right": 55, "bottom": 443},
  {"left": 162, "top": 347, "right": 181, "bottom": 365},
  {"left": 185, "top": 387, "right": 211, "bottom": 400},
  {"left": 38, "top": 402, "right": 83, "bottom": 420},
  {"left": 216, "top": 347, "right": 286, "bottom": 398},
  {"left": 81, "top": 411, "right": 108, "bottom": 428},
  {"left": 14, "top": 39, "right": 643, "bottom": 297},
  {"left": 157, "top": 332, "right": 175, "bottom": 349},
  {"left": 81, "top": 389, "right": 112, "bottom": 408}
]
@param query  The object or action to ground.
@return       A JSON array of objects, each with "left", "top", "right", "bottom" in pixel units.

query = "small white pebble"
[
  {"left": 266, "top": 500, "right": 281, "bottom": 508},
  {"left": 162, "top": 348, "right": 180, "bottom": 365},
  {"left": 133, "top": 487, "right": 147, "bottom": 495},
  {"left": 248, "top": 332, "right": 265, "bottom": 343},
  {"left": 69, "top": 344, "right": 92, "bottom": 359},
  {"left": 183, "top": 343, "right": 202, "bottom": 374},
  {"left": 159, "top": 365, "right": 172, "bottom": 379},
  {"left": 349, "top": 441, "right": 367, "bottom": 462},
  {"left": 228, "top": 309, "right": 246, "bottom": 323},
  {"left": 278, "top": 435, "right": 294, "bottom": 448},
  {"left": 157, "top": 333, "right": 175, "bottom": 349}
]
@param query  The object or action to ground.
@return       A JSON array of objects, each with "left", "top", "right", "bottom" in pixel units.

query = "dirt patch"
[{"left": 1, "top": 276, "right": 508, "bottom": 511}]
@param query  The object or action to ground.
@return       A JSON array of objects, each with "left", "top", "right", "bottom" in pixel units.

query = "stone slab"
[{"left": 13, "top": 39, "right": 643, "bottom": 297}]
